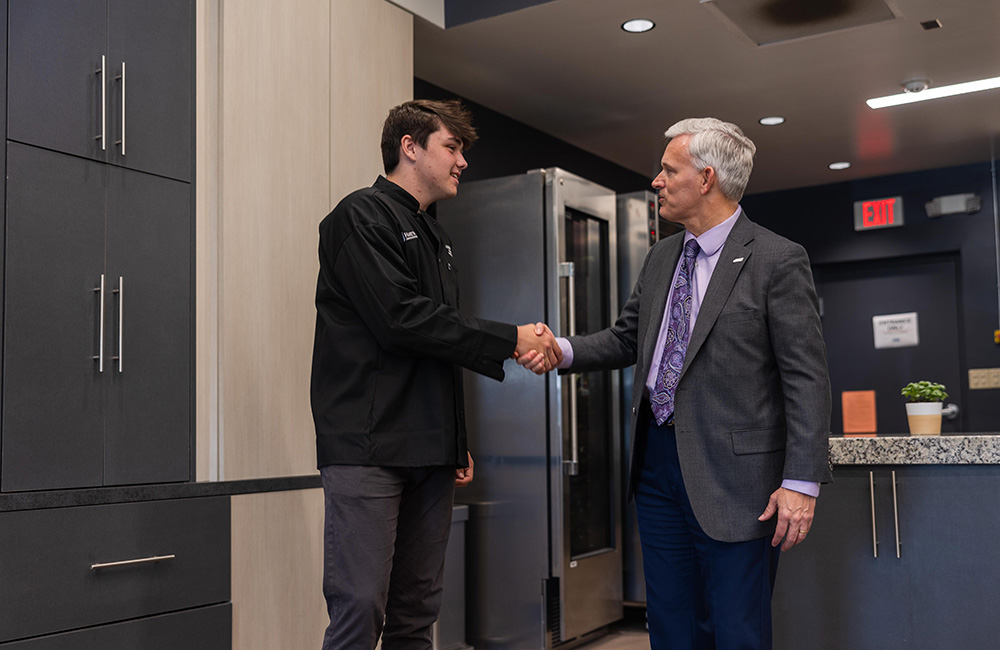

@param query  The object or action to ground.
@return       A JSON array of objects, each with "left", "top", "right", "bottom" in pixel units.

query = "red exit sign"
[{"left": 853, "top": 196, "right": 904, "bottom": 231}]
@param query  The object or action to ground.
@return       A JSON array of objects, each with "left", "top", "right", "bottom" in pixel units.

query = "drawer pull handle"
[
  {"left": 95, "top": 55, "right": 106, "bottom": 150},
  {"left": 94, "top": 274, "right": 106, "bottom": 372},
  {"left": 90, "top": 554, "right": 175, "bottom": 570},
  {"left": 892, "top": 470, "right": 901, "bottom": 559},
  {"left": 115, "top": 61, "right": 126, "bottom": 155},
  {"left": 112, "top": 276, "right": 123, "bottom": 372},
  {"left": 869, "top": 471, "right": 878, "bottom": 558}
]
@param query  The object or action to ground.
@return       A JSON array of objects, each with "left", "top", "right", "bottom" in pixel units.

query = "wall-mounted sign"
[
  {"left": 873, "top": 311, "right": 919, "bottom": 349},
  {"left": 854, "top": 196, "right": 904, "bottom": 231}
]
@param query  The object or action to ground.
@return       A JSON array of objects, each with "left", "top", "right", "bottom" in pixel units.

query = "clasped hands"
[{"left": 514, "top": 322, "right": 562, "bottom": 375}]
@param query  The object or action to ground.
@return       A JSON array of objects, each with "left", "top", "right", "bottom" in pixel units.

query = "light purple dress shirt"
[{"left": 557, "top": 206, "right": 819, "bottom": 497}]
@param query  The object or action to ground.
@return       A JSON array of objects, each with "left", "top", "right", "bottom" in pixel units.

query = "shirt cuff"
[
  {"left": 781, "top": 479, "right": 820, "bottom": 498},
  {"left": 556, "top": 337, "right": 574, "bottom": 369}
]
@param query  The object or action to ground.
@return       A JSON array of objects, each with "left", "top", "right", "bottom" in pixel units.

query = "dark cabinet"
[
  {"left": 0, "top": 604, "right": 231, "bottom": 650},
  {"left": 773, "top": 465, "right": 1000, "bottom": 649},
  {"left": 0, "top": 497, "right": 230, "bottom": 644},
  {"left": 7, "top": 0, "right": 192, "bottom": 182},
  {"left": 2, "top": 143, "right": 191, "bottom": 492}
]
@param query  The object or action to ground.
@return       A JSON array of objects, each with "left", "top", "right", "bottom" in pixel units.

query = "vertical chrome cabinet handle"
[
  {"left": 892, "top": 470, "right": 901, "bottom": 559},
  {"left": 112, "top": 276, "right": 123, "bottom": 372},
  {"left": 93, "top": 275, "right": 105, "bottom": 372},
  {"left": 95, "top": 55, "right": 106, "bottom": 150},
  {"left": 869, "top": 471, "right": 878, "bottom": 558},
  {"left": 115, "top": 61, "right": 125, "bottom": 155},
  {"left": 559, "top": 262, "right": 579, "bottom": 476}
]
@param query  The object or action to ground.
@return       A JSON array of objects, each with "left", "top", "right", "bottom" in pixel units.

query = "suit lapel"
[{"left": 680, "top": 214, "right": 755, "bottom": 380}]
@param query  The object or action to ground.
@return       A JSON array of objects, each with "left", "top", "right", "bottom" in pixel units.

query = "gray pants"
[{"left": 321, "top": 464, "right": 456, "bottom": 650}]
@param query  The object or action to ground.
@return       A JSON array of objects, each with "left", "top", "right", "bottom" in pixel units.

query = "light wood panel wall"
[
  {"left": 330, "top": 0, "right": 413, "bottom": 201},
  {"left": 196, "top": 0, "right": 413, "bottom": 481},
  {"left": 231, "top": 489, "right": 327, "bottom": 650},
  {"left": 195, "top": 1, "right": 415, "bottom": 646},
  {"left": 195, "top": 0, "right": 220, "bottom": 482}
]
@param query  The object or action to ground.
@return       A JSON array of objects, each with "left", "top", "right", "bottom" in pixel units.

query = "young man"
[{"left": 310, "top": 99, "right": 560, "bottom": 650}]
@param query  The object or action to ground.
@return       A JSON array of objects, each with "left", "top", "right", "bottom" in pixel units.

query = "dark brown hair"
[{"left": 380, "top": 99, "right": 478, "bottom": 174}]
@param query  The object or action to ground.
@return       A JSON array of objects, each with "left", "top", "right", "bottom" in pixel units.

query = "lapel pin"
[{"left": 733, "top": 257, "right": 745, "bottom": 263}]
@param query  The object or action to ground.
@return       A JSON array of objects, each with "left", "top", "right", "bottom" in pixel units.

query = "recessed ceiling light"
[
  {"left": 758, "top": 116, "right": 785, "bottom": 126},
  {"left": 829, "top": 162, "right": 851, "bottom": 171},
  {"left": 867, "top": 75, "right": 1000, "bottom": 109},
  {"left": 621, "top": 19, "right": 655, "bottom": 33}
]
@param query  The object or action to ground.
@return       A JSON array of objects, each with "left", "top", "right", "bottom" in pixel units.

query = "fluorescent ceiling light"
[
  {"left": 829, "top": 162, "right": 852, "bottom": 170},
  {"left": 622, "top": 19, "right": 655, "bottom": 33},
  {"left": 867, "top": 75, "right": 1000, "bottom": 109},
  {"left": 758, "top": 116, "right": 785, "bottom": 126}
]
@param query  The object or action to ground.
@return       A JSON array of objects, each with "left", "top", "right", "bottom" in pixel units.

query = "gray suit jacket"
[{"left": 568, "top": 212, "right": 832, "bottom": 542}]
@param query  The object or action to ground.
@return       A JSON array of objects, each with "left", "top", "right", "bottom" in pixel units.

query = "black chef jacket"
[{"left": 311, "top": 176, "right": 517, "bottom": 468}]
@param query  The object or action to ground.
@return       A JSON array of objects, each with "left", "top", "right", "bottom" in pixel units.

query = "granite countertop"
[{"left": 830, "top": 433, "right": 1000, "bottom": 465}]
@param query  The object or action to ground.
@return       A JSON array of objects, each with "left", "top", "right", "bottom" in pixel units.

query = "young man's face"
[{"left": 413, "top": 126, "right": 468, "bottom": 205}]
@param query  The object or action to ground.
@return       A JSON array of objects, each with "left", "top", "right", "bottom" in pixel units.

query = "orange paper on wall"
[{"left": 841, "top": 390, "right": 877, "bottom": 436}]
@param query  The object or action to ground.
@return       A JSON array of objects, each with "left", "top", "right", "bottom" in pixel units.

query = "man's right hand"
[{"left": 515, "top": 322, "right": 561, "bottom": 374}]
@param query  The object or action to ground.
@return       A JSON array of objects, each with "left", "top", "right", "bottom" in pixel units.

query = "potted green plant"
[{"left": 900, "top": 381, "right": 948, "bottom": 435}]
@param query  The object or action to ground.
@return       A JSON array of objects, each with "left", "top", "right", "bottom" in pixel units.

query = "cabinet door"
[
  {"left": 108, "top": 0, "right": 193, "bottom": 182},
  {"left": 7, "top": 0, "right": 109, "bottom": 163},
  {"left": 772, "top": 467, "right": 910, "bottom": 649},
  {"left": 0, "top": 603, "right": 231, "bottom": 650},
  {"left": 104, "top": 168, "right": 191, "bottom": 485},
  {"left": 894, "top": 466, "right": 1000, "bottom": 649},
  {"left": 2, "top": 144, "right": 106, "bottom": 491}
]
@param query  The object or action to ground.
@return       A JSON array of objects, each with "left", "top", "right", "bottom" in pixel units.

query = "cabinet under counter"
[
  {"left": 0, "top": 496, "right": 230, "bottom": 644},
  {"left": 773, "top": 456, "right": 1000, "bottom": 649}
]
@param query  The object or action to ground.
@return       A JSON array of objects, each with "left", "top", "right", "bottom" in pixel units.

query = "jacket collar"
[{"left": 374, "top": 175, "right": 420, "bottom": 213}]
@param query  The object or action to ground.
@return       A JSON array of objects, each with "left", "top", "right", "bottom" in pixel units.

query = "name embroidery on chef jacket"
[{"left": 402, "top": 231, "right": 418, "bottom": 242}]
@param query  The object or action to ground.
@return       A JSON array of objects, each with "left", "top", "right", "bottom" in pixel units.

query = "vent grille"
[
  {"left": 701, "top": 0, "right": 899, "bottom": 46},
  {"left": 544, "top": 577, "right": 561, "bottom": 647}
]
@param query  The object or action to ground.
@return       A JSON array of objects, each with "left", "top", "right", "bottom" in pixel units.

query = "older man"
[{"left": 527, "top": 118, "right": 831, "bottom": 650}]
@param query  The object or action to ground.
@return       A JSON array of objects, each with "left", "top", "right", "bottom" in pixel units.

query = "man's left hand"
[
  {"left": 758, "top": 487, "right": 816, "bottom": 551},
  {"left": 455, "top": 452, "right": 474, "bottom": 487}
]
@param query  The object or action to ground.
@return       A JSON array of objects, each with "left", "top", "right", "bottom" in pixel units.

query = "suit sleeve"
[
  {"left": 329, "top": 220, "right": 517, "bottom": 379},
  {"left": 565, "top": 244, "right": 648, "bottom": 373},
  {"left": 767, "top": 243, "right": 833, "bottom": 483}
]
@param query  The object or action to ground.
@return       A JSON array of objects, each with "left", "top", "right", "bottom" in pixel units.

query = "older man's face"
[{"left": 651, "top": 134, "right": 705, "bottom": 225}]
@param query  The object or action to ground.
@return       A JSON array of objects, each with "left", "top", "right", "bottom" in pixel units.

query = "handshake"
[{"left": 514, "top": 322, "right": 562, "bottom": 375}]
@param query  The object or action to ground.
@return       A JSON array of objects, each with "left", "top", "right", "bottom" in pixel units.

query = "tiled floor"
[
  {"left": 577, "top": 627, "right": 650, "bottom": 650},
  {"left": 577, "top": 609, "right": 650, "bottom": 650}
]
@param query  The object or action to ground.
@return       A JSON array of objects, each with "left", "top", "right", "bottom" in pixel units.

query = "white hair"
[{"left": 664, "top": 118, "right": 756, "bottom": 202}]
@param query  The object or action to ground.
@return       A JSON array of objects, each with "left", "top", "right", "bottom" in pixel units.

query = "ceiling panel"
[{"left": 413, "top": 0, "right": 1000, "bottom": 193}]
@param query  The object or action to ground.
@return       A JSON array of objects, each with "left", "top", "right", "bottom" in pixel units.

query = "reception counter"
[{"left": 829, "top": 432, "right": 1000, "bottom": 465}]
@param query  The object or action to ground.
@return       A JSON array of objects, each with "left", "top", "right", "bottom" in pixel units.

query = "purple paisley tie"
[{"left": 650, "top": 238, "right": 700, "bottom": 425}]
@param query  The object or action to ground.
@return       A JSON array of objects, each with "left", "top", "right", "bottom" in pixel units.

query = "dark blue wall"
[
  {"left": 415, "top": 78, "right": 651, "bottom": 194},
  {"left": 416, "top": 77, "right": 1000, "bottom": 432},
  {"left": 743, "top": 162, "right": 1000, "bottom": 432}
]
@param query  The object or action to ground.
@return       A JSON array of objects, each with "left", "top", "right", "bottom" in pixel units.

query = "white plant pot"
[{"left": 905, "top": 402, "right": 943, "bottom": 436}]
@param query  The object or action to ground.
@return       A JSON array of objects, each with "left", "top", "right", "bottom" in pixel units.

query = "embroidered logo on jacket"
[
  {"left": 402, "top": 231, "right": 418, "bottom": 242},
  {"left": 445, "top": 244, "right": 454, "bottom": 257}
]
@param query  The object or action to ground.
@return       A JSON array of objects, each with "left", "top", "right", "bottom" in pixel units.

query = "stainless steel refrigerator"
[
  {"left": 613, "top": 190, "right": 684, "bottom": 606},
  {"left": 438, "top": 168, "right": 623, "bottom": 650}
]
